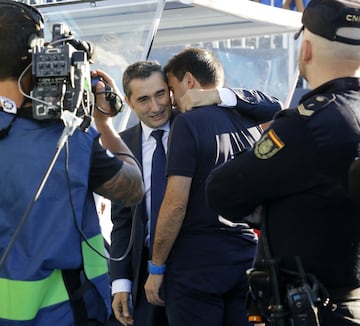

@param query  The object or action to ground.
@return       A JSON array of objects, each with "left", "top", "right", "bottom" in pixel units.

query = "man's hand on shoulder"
[{"left": 179, "top": 89, "right": 221, "bottom": 112}]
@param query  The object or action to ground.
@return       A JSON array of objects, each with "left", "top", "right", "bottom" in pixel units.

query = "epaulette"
[{"left": 296, "top": 93, "right": 336, "bottom": 118}]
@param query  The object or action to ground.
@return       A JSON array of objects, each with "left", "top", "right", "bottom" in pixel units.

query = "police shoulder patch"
[{"left": 254, "top": 129, "right": 284, "bottom": 159}]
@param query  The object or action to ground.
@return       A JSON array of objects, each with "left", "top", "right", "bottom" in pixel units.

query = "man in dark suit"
[
  {"left": 110, "top": 61, "right": 171, "bottom": 326},
  {"left": 110, "top": 60, "right": 283, "bottom": 326}
]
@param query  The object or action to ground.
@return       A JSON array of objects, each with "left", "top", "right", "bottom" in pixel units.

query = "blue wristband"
[{"left": 148, "top": 260, "right": 166, "bottom": 274}]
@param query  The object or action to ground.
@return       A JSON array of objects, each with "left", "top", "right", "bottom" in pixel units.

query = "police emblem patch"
[{"left": 254, "top": 129, "right": 284, "bottom": 159}]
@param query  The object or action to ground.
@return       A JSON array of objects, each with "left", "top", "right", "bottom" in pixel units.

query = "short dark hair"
[
  {"left": 122, "top": 60, "right": 166, "bottom": 98},
  {"left": 0, "top": 1, "right": 44, "bottom": 79},
  {"left": 164, "top": 47, "right": 224, "bottom": 88}
]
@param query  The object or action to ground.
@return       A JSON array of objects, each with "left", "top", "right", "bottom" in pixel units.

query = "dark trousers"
[{"left": 165, "top": 262, "right": 253, "bottom": 326}]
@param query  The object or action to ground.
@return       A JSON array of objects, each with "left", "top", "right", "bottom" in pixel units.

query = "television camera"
[{"left": 30, "top": 23, "right": 123, "bottom": 122}]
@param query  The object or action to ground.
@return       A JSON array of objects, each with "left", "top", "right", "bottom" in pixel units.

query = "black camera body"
[{"left": 31, "top": 23, "right": 93, "bottom": 120}]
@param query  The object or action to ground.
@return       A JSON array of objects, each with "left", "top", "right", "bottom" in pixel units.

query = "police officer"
[
  {"left": 349, "top": 157, "right": 360, "bottom": 207},
  {"left": 206, "top": 0, "right": 360, "bottom": 325}
]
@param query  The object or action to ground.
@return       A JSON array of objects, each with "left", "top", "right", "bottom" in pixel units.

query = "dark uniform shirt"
[
  {"left": 349, "top": 158, "right": 360, "bottom": 207},
  {"left": 206, "top": 77, "right": 360, "bottom": 289}
]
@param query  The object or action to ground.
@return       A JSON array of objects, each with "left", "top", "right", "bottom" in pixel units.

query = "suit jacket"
[{"left": 110, "top": 122, "right": 146, "bottom": 305}]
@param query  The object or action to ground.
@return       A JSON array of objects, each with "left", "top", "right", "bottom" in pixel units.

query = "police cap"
[{"left": 294, "top": 0, "right": 360, "bottom": 45}]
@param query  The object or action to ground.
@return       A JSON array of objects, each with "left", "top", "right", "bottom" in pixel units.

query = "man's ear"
[
  {"left": 21, "top": 68, "right": 34, "bottom": 95},
  {"left": 301, "top": 39, "right": 312, "bottom": 64},
  {"left": 184, "top": 71, "right": 196, "bottom": 89}
]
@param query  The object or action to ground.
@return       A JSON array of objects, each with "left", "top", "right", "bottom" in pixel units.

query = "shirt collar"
[
  {"left": 300, "top": 77, "right": 360, "bottom": 104},
  {"left": 141, "top": 120, "right": 170, "bottom": 141}
]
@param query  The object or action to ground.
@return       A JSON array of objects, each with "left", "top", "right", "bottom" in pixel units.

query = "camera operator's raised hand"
[
  {"left": 91, "top": 69, "right": 144, "bottom": 206},
  {"left": 92, "top": 69, "right": 124, "bottom": 118},
  {"left": 92, "top": 69, "right": 121, "bottom": 117}
]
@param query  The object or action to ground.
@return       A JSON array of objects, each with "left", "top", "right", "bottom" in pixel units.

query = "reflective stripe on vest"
[
  {"left": 0, "top": 233, "right": 107, "bottom": 322},
  {"left": 82, "top": 234, "right": 108, "bottom": 280},
  {"left": 0, "top": 269, "right": 69, "bottom": 321}
]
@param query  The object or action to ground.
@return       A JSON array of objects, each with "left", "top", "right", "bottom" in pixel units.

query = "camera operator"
[
  {"left": 206, "top": 0, "right": 360, "bottom": 325},
  {"left": 0, "top": 1, "right": 144, "bottom": 325}
]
